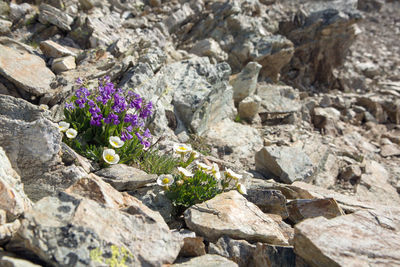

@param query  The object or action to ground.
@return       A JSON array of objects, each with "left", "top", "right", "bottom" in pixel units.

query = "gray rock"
[
  {"left": 251, "top": 243, "right": 297, "bottom": 267},
  {"left": 255, "top": 145, "right": 315, "bottom": 183},
  {"left": 38, "top": 4, "right": 74, "bottom": 31},
  {"left": 0, "top": 251, "right": 41, "bottom": 267},
  {"left": 184, "top": 190, "right": 290, "bottom": 245},
  {"left": 189, "top": 38, "right": 228, "bottom": 62},
  {"left": 294, "top": 207, "right": 400, "bottom": 266},
  {"left": 0, "top": 220, "right": 20, "bottom": 245},
  {"left": 9, "top": 3, "right": 33, "bottom": 22},
  {"left": 8, "top": 191, "right": 182, "bottom": 266},
  {"left": 208, "top": 236, "right": 256, "bottom": 267},
  {"left": 164, "top": 3, "right": 195, "bottom": 33},
  {"left": 357, "top": 0, "right": 384, "bottom": 12},
  {"left": 280, "top": 7, "right": 361, "bottom": 90},
  {"left": 173, "top": 254, "right": 238, "bottom": 267},
  {"left": 0, "top": 44, "right": 55, "bottom": 97},
  {"left": 238, "top": 95, "right": 262, "bottom": 121},
  {"left": 245, "top": 189, "right": 289, "bottom": 219},
  {"left": 231, "top": 62, "right": 261, "bottom": 104},
  {"left": 0, "top": 19, "right": 12, "bottom": 34},
  {"left": 51, "top": 56, "right": 76, "bottom": 74},
  {"left": 0, "top": 95, "right": 86, "bottom": 201},
  {"left": 95, "top": 164, "right": 157, "bottom": 191},
  {"left": 0, "top": 147, "right": 32, "bottom": 222},
  {"left": 39, "top": 40, "right": 77, "bottom": 58}
]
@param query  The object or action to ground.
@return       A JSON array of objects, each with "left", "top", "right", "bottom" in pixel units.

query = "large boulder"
[
  {"left": 184, "top": 190, "right": 290, "bottom": 245},
  {"left": 294, "top": 207, "right": 400, "bottom": 266}
]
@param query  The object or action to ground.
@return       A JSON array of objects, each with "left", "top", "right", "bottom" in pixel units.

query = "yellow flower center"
[
  {"left": 162, "top": 178, "right": 170, "bottom": 184},
  {"left": 105, "top": 154, "right": 115, "bottom": 162},
  {"left": 112, "top": 141, "right": 119, "bottom": 146},
  {"left": 179, "top": 146, "right": 187, "bottom": 151}
]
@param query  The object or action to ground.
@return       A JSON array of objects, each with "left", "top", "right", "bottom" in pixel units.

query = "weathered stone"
[
  {"left": 313, "top": 107, "right": 341, "bottom": 135},
  {"left": 39, "top": 4, "right": 74, "bottom": 31},
  {"left": 0, "top": 44, "right": 55, "bottom": 96},
  {"left": 231, "top": 62, "right": 262, "bottom": 104},
  {"left": 178, "top": 232, "right": 206, "bottom": 257},
  {"left": 357, "top": 0, "right": 384, "bottom": 12},
  {"left": 380, "top": 144, "right": 400, "bottom": 157},
  {"left": 189, "top": 38, "right": 228, "bottom": 62},
  {"left": 173, "top": 254, "right": 238, "bottom": 267},
  {"left": 0, "top": 95, "right": 86, "bottom": 202},
  {"left": 51, "top": 56, "right": 76, "bottom": 73},
  {"left": 0, "top": 19, "right": 12, "bottom": 34},
  {"left": 287, "top": 198, "right": 344, "bottom": 224},
  {"left": 9, "top": 3, "right": 33, "bottom": 22},
  {"left": 0, "top": 209, "right": 5, "bottom": 225},
  {"left": 163, "top": 3, "right": 195, "bottom": 33},
  {"left": 245, "top": 189, "right": 288, "bottom": 219},
  {"left": 208, "top": 236, "right": 256, "bottom": 267},
  {"left": 95, "top": 164, "right": 157, "bottom": 191},
  {"left": 238, "top": 95, "right": 262, "bottom": 121},
  {"left": 8, "top": 192, "right": 182, "bottom": 266},
  {"left": 294, "top": 207, "right": 400, "bottom": 266},
  {"left": 0, "top": 220, "right": 20, "bottom": 245},
  {"left": 0, "top": 251, "right": 41, "bottom": 267},
  {"left": 251, "top": 243, "right": 297, "bottom": 267},
  {"left": 255, "top": 145, "right": 314, "bottom": 183},
  {"left": 185, "top": 190, "right": 289, "bottom": 245},
  {"left": 0, "top": 147, "right": 31, "bottom": 221},
  {"left": 204, "top": 119, "right": 263, "bottom": 167},
  {"left": 40, "top": 40, "right": 77, "bottom": 58},
  {"left": 280, "top": 7, "right": 361, "bottom": 90}
]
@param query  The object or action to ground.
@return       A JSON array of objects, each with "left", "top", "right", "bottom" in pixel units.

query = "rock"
[
  {"left": 280, "top": 7, "right": 361, "bottom": 90},
  {"left": 312, "top": 107, "right": 342, "bottom": 135},
  {"left": 0, "top": 44, "right": 55, "bottom": 97},
  {"left": 120, "top": 57, "right": 235, "bottom": 136},
  {"left": 51, "top": 56, "right": 76, "bottom": 74},
  {"left": 238, "top": 95, "right": 262, "bottom": 122},
  {"left": 230, "top": 62, "right": 262, "bottom": 104},
  {"left": 0, "top": 251, "right": 41, "bottom": 267},
  {"left": 0, "top": 220, "right": 20, "bottom": 245},
  {"left": 184, "top": 190, "right": 289, "bottom": 245},
  {"left": 287, "top": 198, "right": 344, "bottom": 224},
  {"left": 39, "top": 40, "right": 77, "bottom": 58},
  {"left": 173, "top": 254, "right": 238, "bottom": 267},
  {"left": 357, "top": 0, "right": 384, "bottom": 12},
  {"left": 0, "top": 95, "right": 86, "bottom": 201},
  {"left": 204, "top": 119, "right": 263, "bottom": 167},
  {"left": 255, "top": 145, "right": 314, "bottom": 183},
  {"left": 9, "top": 3, "right": 33, "bottom": 22},
  {"left": 380, "top": 144, "right": 400, "bottom": 157},
  {"left": 0, "top": 209, "right": 5, "bottom": 225},
  {"left": 256, "top": 84, "right": 300, "bottom": 125},
  {"left": 95, "top": 164, "right": 157, "bottom": 191},
  {"left": 8, "top": 191, "right": 182, "bottom": 266},
  {"left": 208, "top": 236, "right": 256, "bottom": 267},
  {"left": 0, "top": 147, "right": 31, "bottom": 221},
  {"left": 163, "top": 3, "right": 195, "bottom": 33},
  {"left": 176, "top": 230, "right": 206, "bottom": 257},
  {"left": 294, "top": 207, "right": 400, "bottom": 266},
  {"left": 189, "top": 38, "right": 228, "bottom": 62},
  {"left": 245, "top": 189, "right": 289, "bottom": 219},
  {"left": 0, "top": 19, "right": 12, "bottom": 34},
  {"left": 38, "top": 4, "right": 74, "bottom": 31},
  {"left": 251, "top": 243, "right": 297, "bottom": 267},
  {"left": 338, "top": 164, "right": 362, "bottom": 185}
]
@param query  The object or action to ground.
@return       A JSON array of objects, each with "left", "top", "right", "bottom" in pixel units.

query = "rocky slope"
[{"left": 0, "top": 0, "right": 400, "bottom": 266}]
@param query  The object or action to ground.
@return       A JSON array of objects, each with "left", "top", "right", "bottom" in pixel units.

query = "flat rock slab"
[
  {"left": 9, "top": 192, "right": 182, "bottom": 266},
  {"left": 0, "top": 44, "right": 55, "bottom": 96},
  {"left": 287, "top": 198, "right": 344, "bottom": 224},
  {"left": 255, "top": 145, "right": 314, "bottom": 183},
  {"left": 294, "top": 208, "right": 400, "bottom": 266},
  {"left": 173, "top": 254, "right": 238, "bottom": 267},
  {"left": 95, "top": 164, "right": 157, "bottom": 191},
  {"left": 184, "top": 190, "right": 289, "bottom": 245}
]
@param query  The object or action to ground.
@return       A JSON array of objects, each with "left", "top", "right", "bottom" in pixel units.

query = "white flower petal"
[
  {"left": 196, "top": 162, "right": 212, "bottom": 171},
  {"left": 225, "top": 168, "right": 242, "bottom": 180},
  {"left": 157, "top": 174, "right": 174, "bottom": 187},
  {"left": 173, "top": 143, "right": 192, "bottom": 154},
  {"left": 237, "top": 183, "right": 247, "bottom": 195},
  {"left": 177, "top": 167, "right": 194, "bottom": 177},
  {"left": 103, "top": 149, "right": 120, "bottom": 164},
  {"left": 58, "top": 121, "right": 70, "bottom": 132},
  {"left": 109, "top": 136, "right": 124, "bottom": 148},
  {"left": 65, "top": 128, "right": 77, "bottom": 139}
]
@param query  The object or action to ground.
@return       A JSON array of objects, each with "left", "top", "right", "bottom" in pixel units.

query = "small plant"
[{"left": 60, "top": 76, "right": 153, "bottom": 167}]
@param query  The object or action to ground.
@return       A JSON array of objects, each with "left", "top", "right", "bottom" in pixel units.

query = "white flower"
[
  {"left": 237, "top": 183, "right": 247, "bottom": 195},
  {"left": 211, "top": 163, "right": 221, "bottom": 180},
  {"left": 177, "top": 167, "right": 194, "bottom": 178},
  {"left": 109, "top": 136, "right": 124, "bottom": 148},
  {"left": 190, "top": 151, "right": 200, "bottom": 159},
  {"left": 58, "top": 121, "right": 70, "bottom": 132},
  {"left": 65, "top": 128, "right": 77, "bottom": 139},
  {"left": 39, "top": 104, "right": 49, "bottom": 110},
  {"left": 102, "top": 149, "right": 120, "bottom": 165},
  {"left": 196, "top": 162, "right": 212, "bottom": 172},
  {"left": 173, "top": 143, "right": 192, "bottom": 154},
  {"left": 225, "top": 168, "right": 242, "bottom": 180},
  {"left": 157, "top": 174, "right": 174, "bottom": 187}
]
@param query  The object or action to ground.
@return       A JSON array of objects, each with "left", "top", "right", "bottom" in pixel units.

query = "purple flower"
[
  {"left": 88, "top": 100, "right": 95, "bottom": 107},
  {"left": 76, "top": 77, "right": 83, "bottom": 85},
  {"left": 130, "top": 97, "right": 142, "bottom": 110},
  {"left": 124, "top": 114, "right": 138, "bottom": 125},
  {"left": 104, "top": 113, "right": 120, "bottom": 125},
  {"left": 65, "top": 102, "right": 75, "bottom": 110},
  {"left": 89, "top": 106, "right": 101, "bottom": 115},
  {"left": 139, "top": 102, "right": 153, "bottom": 119},
  {"left": 126, "top": 125, "right": 133, "bottom": 132},
  {"left": 135, "top": 132, "right": 143, "bottom": 142},
  {"left": 75, "top": 98, "right": 86, "bottom": 108},
  {"left": 143, "top": 128, "right": 151, "bottom": 138},
  {"left": 90, "top": 116, "right": 102, "bottom": 126},
  {"left": 121, "top": 131, "right": 133, "bottom": 141},
  {"left": 141, "top": 139, "right": 150, "bottom": 148},
  {"left": 112, "top": 93, "right": 127, "bottom": 113}
]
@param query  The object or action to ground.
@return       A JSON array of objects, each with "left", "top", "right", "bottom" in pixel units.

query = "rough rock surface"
[
  {"left": 294, "top": 207, "right": 400, "bottom": 266},
  {"left": 184, "top": 190, "right": 289, "bottom": 245},
  {"left": 173, "top": 254, "right": 238, "bottom": 267}
]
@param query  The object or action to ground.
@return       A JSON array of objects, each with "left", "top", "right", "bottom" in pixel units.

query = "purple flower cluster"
[
  {"left": 75, "top": 87, "right": 90, "bottom": 108},
  {"left": 89, "top": 100, "right": 103, "bottom": 126}
]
